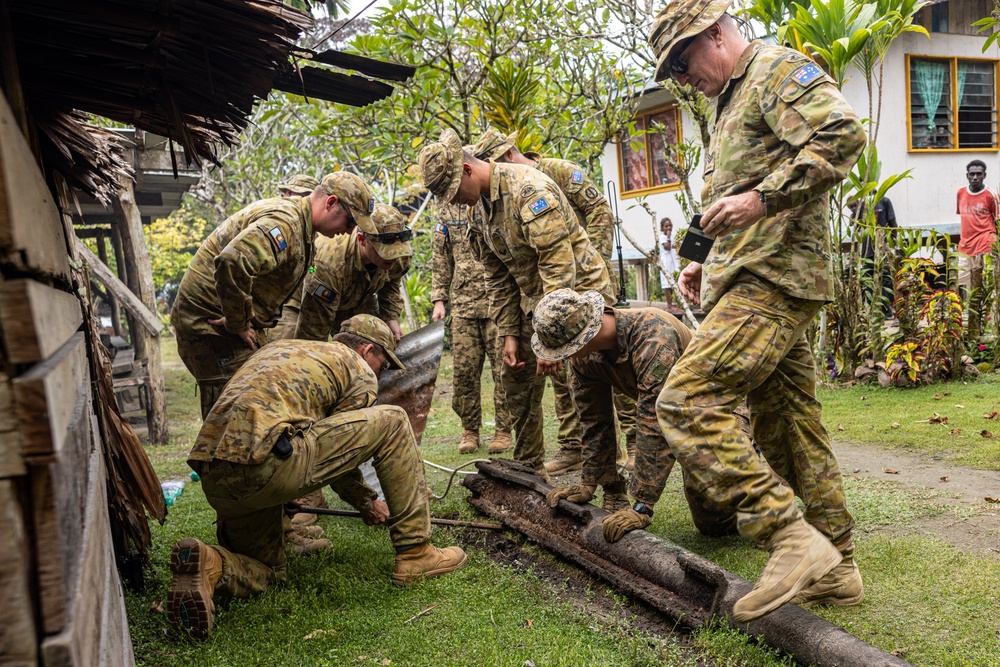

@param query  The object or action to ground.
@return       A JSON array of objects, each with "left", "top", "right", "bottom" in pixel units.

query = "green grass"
[
  {"left": 130, "top": 337, "right": 1000, "bottom": 667},
  {"left": 817, "top": 372, "right": 1000, "bottom": 469}
]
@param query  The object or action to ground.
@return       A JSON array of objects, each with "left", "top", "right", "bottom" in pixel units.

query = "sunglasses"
[
  {"left": 339, "top": 201, "right": 357, "bottom": 230},
  {"left": 667, "top": 36, "right": 698, "bottom": 78},
  {"left": 364, "top": 228, "right": 414, "bottom": 244}
]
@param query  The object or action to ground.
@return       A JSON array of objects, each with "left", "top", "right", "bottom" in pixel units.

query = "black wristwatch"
[
  {"left": 632, "top": 502, "right": 654, "bottom": 517},
  {"left": 755, "top": 189, "right": 766, "bottom": 206}
]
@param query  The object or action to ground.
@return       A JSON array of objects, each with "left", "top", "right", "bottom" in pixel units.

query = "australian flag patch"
[
  {"left": 268, "top": 226, "right": 287, "bottom": 251},
  {"left": 571, "top": 169, "right": 583, "bottom": 184},
  {"left": 436, "top": 222, "right": 448, "bottom": 235},
  {"left": 313, "top": 283, "right": 336, "bottom": 303},
  {"left": 529, "top": 197, "right": 549, "bottom": 215},
  {"left": 792, "top": 62, "right": 823, "bottom": 87}
]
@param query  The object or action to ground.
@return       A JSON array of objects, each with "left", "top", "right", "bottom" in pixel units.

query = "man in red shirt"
[{"left": 956, "top": 160, "right": 999, "bottom": 291}]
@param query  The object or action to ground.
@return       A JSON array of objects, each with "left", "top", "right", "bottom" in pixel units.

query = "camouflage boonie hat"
[
  {"left": 276, "top": 173, "right": 319, "bottom": 197},
  {"left": 530, "top": 289, "right": 606, "bottom": 362},
  {"left": 361, "top": 203, "right": 413, "bottom": 261},
  {"left": 339, "top": 314, "right": 405, "bottom": 370},
  {"left": 649, "top": 0, "right": 732, "bottom": 83},
  {"left": 419, "top": 129, "right": 464, "bottom": 202},
  {"left": 319, "top": 172, "right": 375, "bottom": 231},
  {"left": 473, "top": 128, "right": 517, "bottom": 161}
]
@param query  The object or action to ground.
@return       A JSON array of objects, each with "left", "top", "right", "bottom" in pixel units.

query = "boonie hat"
[
  {"left": 319, "top": 172, "right": 376, "bottom": 231},
  {"left": 361, "top": 203, "right": 413, "bottom": 261},
  {"left": 276, "top": 173, "right": 319, "bottom": 197},
  {"left": 419, "top": 129, "right": 464, "bottom": 202},
  {"left": 649, "top": 0, "right": 733, "bottom": 82},
  {"left": 530, "top": 289, "right": 606, "bottom": 362},
  {"left": 340, "top": 314, "right": 405, "bottom": 370},
  {"left": 473, "top": 128, "right": 517, "bottom": 161}
]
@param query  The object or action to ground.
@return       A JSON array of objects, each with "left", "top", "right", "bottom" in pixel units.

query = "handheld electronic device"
[{"left": 678, "top": 214, "right": 714, "bottom": 263}]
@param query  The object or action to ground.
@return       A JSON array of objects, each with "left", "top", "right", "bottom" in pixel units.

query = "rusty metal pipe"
[{"left": 463, "top": 459, "right": 913, "bottom": 667}]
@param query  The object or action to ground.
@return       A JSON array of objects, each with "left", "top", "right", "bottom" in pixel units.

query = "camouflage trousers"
[
  {"left": 176, "top": 330, "right": 270, "bottom": 419},
  {"left": 656, "top": 272, "right": 855, "bottom": 551},
  {"left": 500, "top": 317, "right": 547, "bottom": 469},
  {"left": 614, "top": 390, "right": 637, "bottom": 452},
  {"left": 549, "top": 362, "right": 582, "bottom": 450},
  {"left": 196, "top": 404, "right": 430, "bottom": 598},
  {"left": 450, "top": 316, "right": 511, "bottom": 434},
  {"left": 267, "top": 305, "right": 299, "bottom": 342}
]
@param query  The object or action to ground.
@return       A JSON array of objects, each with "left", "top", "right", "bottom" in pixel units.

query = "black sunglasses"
[
  {"left": 364, "top": 228, "right": 414, "bottom": 244},
  {"left": 668, "top": 36, "right": 697, "bottom": 78},
  {"left": 339, "top": 201, "right": 357, "bottom": 230}
]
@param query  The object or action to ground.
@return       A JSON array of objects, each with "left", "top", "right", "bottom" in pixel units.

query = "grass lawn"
[{"left": 128, "top": 339, "right": 1000, "bottom": 666}]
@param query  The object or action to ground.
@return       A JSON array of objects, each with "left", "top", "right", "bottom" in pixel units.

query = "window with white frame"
[
  {"left": 907, "top": 55, "right": 999, "bottom": 151},
  {"left": 618, "top": 105, "right": 682, "bottom": 196}
]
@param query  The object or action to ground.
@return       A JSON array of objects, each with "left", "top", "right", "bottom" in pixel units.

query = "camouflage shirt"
[
  {"left": 472, "top": 161, "right": 614, "bottom": 337},
  {"left": 431, "top": 204, "right": 489, "bottom": 319},
  {"left": 171, "top": 197, "right": 315, "bottom": 336},
  {"left": 527, "top": 154, "right": 615, "bottom": 263},
  {"left": 190, "top": 340, "right": 378, "bottom": 465},
  {"left": 280, "top": 231, "right": 410, "bottom": 341},
  {"left": 701, "top": 41, "right": 866, "bottom": 311},
  {"left": 570, "top": 307, "right": 691, "bottom": 503}
]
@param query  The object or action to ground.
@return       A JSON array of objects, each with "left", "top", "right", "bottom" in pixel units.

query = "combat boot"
[
  {"left": 488, "top": 430, "right": 513, "bottom": 454},
  {"left": 392, "top": 542, "right": 468, "bottom": 586},
  {"left": 625, "top": 439, "right": 636, "bottom": 473},
  {"left": 290, "top": 488, "right": 329, "bottom": 526},
  {"left": 168, "top": 538, "right": 224, "bottom": 638},
  {"left": 285, "top": 530, "right": 333, "bottom": 555},
  {"left": 790, "top": 555, "right": 864, "bottom": 608},
  {"left": 543, "top": 447, "right": 583, "bottom": 475},
  {"left": 289, "top": 524, "right": 325, "bottom": 539},
  {"left": 732, "top": 518, "right": 842, "bottom": 623},
  {"left": 458, "top": 430, "right": 480, "bottom": 454},
  {"left": 602, "top": 481, "right": 630, "bottom": 513}
]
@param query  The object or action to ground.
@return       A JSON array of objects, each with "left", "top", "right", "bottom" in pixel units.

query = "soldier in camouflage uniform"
[
  {"left": 167, "top": 316, "right": 467, "bottom": 638},
  {"left": 532, "top": 288, "right": 741, "bottom": 534},
  {"left": 277, "top": 173, "right": 319, "bottom": 198},
  {"left": 648, "top": 0, "right": 866, "bottom": 622},
  {"left": 419, "top": 129, "right": 613, "bottom": 473},
  {"left": 473, "top": 129, "right": 638, "bottom": 475},
  {"left": 271, "top": 203, "right": 412, "bottom": 343},
  {"left": 431, "top": 203, "right": 512, "bottom": 454},
  {"left": 171, "top": 172, "right": 376, "bottom": 418}
]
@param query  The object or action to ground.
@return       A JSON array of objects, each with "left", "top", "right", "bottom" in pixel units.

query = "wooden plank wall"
[{"left": 0, "top": 89, "right": 135, "bottom": 666}]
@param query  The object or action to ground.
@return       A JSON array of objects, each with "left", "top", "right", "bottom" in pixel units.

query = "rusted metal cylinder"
[{"left": 463, "top": 459, "right": 913, "bottom": 667}]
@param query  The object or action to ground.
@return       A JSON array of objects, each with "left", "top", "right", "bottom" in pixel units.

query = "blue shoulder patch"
[
  {"left": 369, "top": 198, "right": 375, "bottom": 213},
  {"left": 313, "top": 283, "right": 337, "bottom": 303},
  {"left": 792, "top": 62, "right": 823, "bottom": 87},
  {"left": 268, "top": 226, "right": 287, "bottom": 251},
  {"left": 529, "top": 197, "right": 550, "bottom": 215},
  {"left": 571, "top": 169, "right": 583, "bottom": 184},
  {"left": 436, "top": 222, "right": 448, "bottom": 235}
]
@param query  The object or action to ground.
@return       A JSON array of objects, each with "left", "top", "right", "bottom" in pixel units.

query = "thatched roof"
[{"left": 7, "top": 0, "right": 414, "bottom": 204}]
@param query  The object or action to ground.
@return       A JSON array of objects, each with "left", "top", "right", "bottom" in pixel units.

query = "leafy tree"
[{"left": 144, "top": 210, "right": 213, "bottom": 302}]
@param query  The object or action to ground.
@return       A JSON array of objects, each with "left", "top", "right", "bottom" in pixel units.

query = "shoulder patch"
[
  {"left": 313, "top": 283, "right": 337, "bottom": 303},
  {"left": 520, "top": 184, "right": 536, "bottom": 199},
  {"left": 791, "top": 62, "right": 823, "bottom": 87},
  {"left": 584, "top": 186, "right": 600, "bottom": 200},
  {"left": 529, "top": 197, "right": 550, "bottom": 215},
  {"left": 571, "top": 169, "right": 584, "bottom": 184},
  {"left": 650, "top": 361, "right": 669, "bottom": 380},
  {"left": 435, "top": 222, "right": 448, "bottom": 235},
  {"left": 268, "top": 226, "right": 287, "bottom": 251}
]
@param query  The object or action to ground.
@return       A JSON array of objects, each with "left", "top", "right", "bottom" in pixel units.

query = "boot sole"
[
  {"left": 391, "top": 552, "right": 469, "bottom": 587},
  {"left": 795, "top": 589, "right": 865, "bottom": 609},
  {"left": 732, "top": 547, "right": 842, "bottom": 623},
  {"left": 487, "top": 445, "right": 511, "bottom": 454},
  {"left": 167, "top": 539, "right": 215, "bottom": 638},
  {"left": 458, "top": 446, "right": 479, "bottom": 454}
]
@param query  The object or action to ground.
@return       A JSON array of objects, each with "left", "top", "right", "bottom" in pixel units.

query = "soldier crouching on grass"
[
  {"left": 167, "top": 315, "right": 467, "bottom": 639},
  {"left": 531, "top": 288, "right": 738, "bottom": 537}
]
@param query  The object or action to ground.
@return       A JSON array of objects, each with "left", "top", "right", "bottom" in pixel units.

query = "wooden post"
[
  {"left": 111, "top": 177, "right": 167, "bottom": 443},
  {"left": 634, "top": 260, "right": 650, "bottom": 302},
  {"left": 96, "top": 232, "right": 124, "bottom": 337}
]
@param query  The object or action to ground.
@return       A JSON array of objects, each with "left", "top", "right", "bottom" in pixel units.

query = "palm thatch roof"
[{"left": 6, "top": 0, "right": 414, "bottom": 203}]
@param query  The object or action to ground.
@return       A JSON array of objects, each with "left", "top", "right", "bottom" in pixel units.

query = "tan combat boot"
[
  {"left": 602, "top": 481, "right": 630, "bottom": 513},
  {"left": 790, "top": 554, "right": 864, "bottom": 608},
  {"left": 458, "top": 430, "right": 480, "bottom": 454},
  {"left": 168, "top": 538, "right": 224, "bottom": 638},
  {"left": 544, "top": 447, "right": 583, "bottom": 475},
  {"left": 285, "top": 530, "right": 333, "bottom": 555},
  {"left": 488, "top": 430, "right": 513, "bottom": 454},
  {"left": 290, "top": 524, "right": 325, "bottom": 539},
  {"left": 290, "top": 488, "right": 329, "bottom": 527},
  {"left": 392, "top": 542, "right": 468, "bottom": 586},
  {"left": 732, "top": 518, "right": 842, "bottom": 623},
  {"left": 625, "top": 440, "right": 636, "bottom": 474}
]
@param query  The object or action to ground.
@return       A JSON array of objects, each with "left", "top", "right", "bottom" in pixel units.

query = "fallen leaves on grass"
[
  {"left": 861, "top": 396, "right": 868, "bottom": 401},
  {"left": 984, "top": 410, "right": 999, "bottom": 420},
  {"left": 981, "top": 430, "right": 995, "bottom": 439},
  {"left": 837, "top": 424, "right": 845, "bottom": 431},
  {"left": 303, "top": 629, "right": 338, "bottom": 640},
  {"left": 940, "top": 476, "right": 949, "bottom": 482},
  {"left": 975, "top": 394, "right": 985, "bottom": 399},
  {"left": 526, "top": 619, "right": 534, "bottom": 629},
  {"left": 853, "top": 468, "right": 862, "bottom": 473},
  {"left": 922, "top": 413, "right": 948, "bottom": 424},
  {"left": 955, "top": 404, "right": 966, "bottom": 409},
  {"left": 883, "top": 468, "right": 900, "bottom": 474},
  {"left": 891, "top": 422, "right": 900, "bottom": 429},
  {"left": 891, "top": 647, "right": 910, "bottom": 657},
  {"left": 949, "top": 429, "right": 962, "bottom": 435},
  {"left": 986, "top": 497, "right": 1000, "bottom": 504}
]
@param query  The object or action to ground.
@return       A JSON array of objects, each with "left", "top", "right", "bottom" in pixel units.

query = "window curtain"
[
  {"left": 957, "top": 61, "right": 968, "bottom": 108},
  {"left": 915, "top": 59, "right": 947, "bottom": 131}
]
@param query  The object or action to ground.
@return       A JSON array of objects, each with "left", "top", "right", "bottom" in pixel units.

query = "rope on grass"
[{"left": 422, "top": 458, "right": 490, "bottom": 501}]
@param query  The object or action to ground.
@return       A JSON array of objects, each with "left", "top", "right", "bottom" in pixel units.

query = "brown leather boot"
[
  {"left": 285, "top": 530, "right": 333, "bottom": 555},
  {"left": 487, "top": 430, "right": 513, "bottom": 454},
  {"left": 168, "top": 538, "right": 224, "bottom": 638},
  {"left": 458, "top": 430, "right": 480, "bottom": 454},
  {"left": 392, "top": 542, "right": 468, "bottom": 586},
  {"left": 543, "top": 447, "right": 583, "bottom": 475},
  {"left": 290, "top": 488, "right": 329, "bottom": 526},
  {"left": 732, "top": 518, "right": 842, "bottom": 623}
]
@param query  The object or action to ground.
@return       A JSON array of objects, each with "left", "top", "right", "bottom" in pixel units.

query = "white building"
[{"left": 600, "top": 0, "right": 1000, "bottom": 258}]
